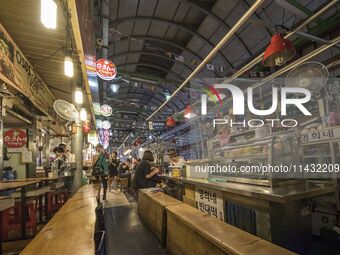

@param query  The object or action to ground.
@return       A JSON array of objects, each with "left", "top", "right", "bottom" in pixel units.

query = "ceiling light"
[
  {"left": 64, "top": 56, "right": 74, "bottom": 77},
  {"left": 74, "top": 88, "right": 83, "bottom": 104},
  {"left": 263, "top": 33, "right": 296, "bottom": 67},
  {"left": 41, "top": 0, "right": 57, "bottom": 29},
  {"left": 123, "top": 149, "right": 132, "bottom": 155},
  {"left": 184, "top": 105, "right": 197, "bottom": 119},
  {"left": 111, "top": 84, "right": 120, "bottom": 93},
  {"left": 80, "top": 108, "right": 87, "bottom": 121}
]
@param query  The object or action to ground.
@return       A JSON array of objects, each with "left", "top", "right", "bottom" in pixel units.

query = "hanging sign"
[
  {"left": 96, "top": 119, "right": 102, "bottom": 129},
  {"left": 93, "top": 103, "right": 101, "bottom": 115},
  {"left": 83, "top": 122, "right": 91, "bottom": 133},
  {"left": 195, "top": 186, "right": 224, "bottom": 221},
  {"left": 88, "top": 131, "right": 98, "bottom": 145},
  {"left": 4, "top": 128, "right": 27, "bottom": 148},
  {"left": 100, "top": 104, "right": 112, "bottom": 117},
  {"left": 102, "top": 120, "right": 111, "bottom": 130},
  {"left": 99, "top": 129, "right": 110, "bottom": 146},
  {"left": 96, "top": 58, "right": 117, "bottom": 80},
  {"left": 0, "top": 23, "right": 55, "bottom": 117}
]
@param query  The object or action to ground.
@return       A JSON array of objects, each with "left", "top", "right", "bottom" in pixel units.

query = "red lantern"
[
  {"left": 184, "top": 105, "right": 197, "bottom": 119},
  {"left": 83, "top": 122, "right": 91, "bottom": 133},
  {"left": 262, "top": 33, "right": 295, "bottom": 67},
  {"left": 165, "top": 117, "right": 176, "bottom": 128}
]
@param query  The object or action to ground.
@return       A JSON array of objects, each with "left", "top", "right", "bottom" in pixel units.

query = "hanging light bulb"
[
  {"left": 74, "top": 87, "right": 83, "bottom": 104},
  {"left": 64, "top": 56, "right": 74, "bottom": 77},
  {"left": 41, "top": 0, "right": 57, "bottom": 29},
  {"left": 80, "top": 108, "right": 87, "bottom": 121}
]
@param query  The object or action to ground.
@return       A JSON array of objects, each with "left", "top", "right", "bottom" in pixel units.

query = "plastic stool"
[
  {"left": 1, "top": 201, "right": 37, "bottom": 241},
  {"left": 47, "top": 189, "right": 68, "bottom": 214},
  {"left": 47, "top": 191, "right": 60, "bottom": 213}
]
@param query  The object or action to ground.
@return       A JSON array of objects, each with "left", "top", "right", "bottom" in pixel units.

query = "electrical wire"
[{"left": 28, "top": 47, "right": 64, "bottom": 61}]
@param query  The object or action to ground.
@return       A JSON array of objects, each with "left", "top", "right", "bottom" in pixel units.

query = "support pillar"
[
  {"left": 28, "top": 118, "right": 37, "bottom": 178},
  {"left": 71, "top": 119, "right": 83, "bottom": 193},
  {"left": 0, "top": 98, "right": 3, "bottom": 180}
]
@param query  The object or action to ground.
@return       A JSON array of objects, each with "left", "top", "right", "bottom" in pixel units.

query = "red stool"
[
  {"left": 47, "top": 191, "right": 60, "bottom": 213},
  {"left": 57, "top": 190, "right": 68, "bottom": 206},
  {"left": 1, "top": 201, "right": 37, "bottom": 241},
  {"left": 47, "top": 189, "right": 68, "bottom": 214}
]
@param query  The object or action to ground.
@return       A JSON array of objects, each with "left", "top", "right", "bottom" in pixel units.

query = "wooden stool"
[{"left": 1, "top": 201, "right": 37, "bottom": 241}]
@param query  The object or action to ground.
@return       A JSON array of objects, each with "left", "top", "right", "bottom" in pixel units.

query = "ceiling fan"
[
  {"left": 53, "top": 99, "right": 78, "bottom": 134},
  {"left": 285, "top": 61, "right": 329, "bottom": 120}
]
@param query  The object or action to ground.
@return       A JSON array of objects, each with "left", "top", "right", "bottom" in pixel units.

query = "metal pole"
[
  {"left": 146, "top": 0, "right": 265, "bottom": 121},
  {"left": 157, "top": 0, "right": 339, "bottom": 119},
  {"left": 225, "top": 0, "right": 339, "bottom": 84}
]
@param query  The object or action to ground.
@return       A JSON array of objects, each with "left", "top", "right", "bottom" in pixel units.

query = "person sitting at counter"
[
  {"left": 135, "top": 151, "right": 162, "bottom": 189},
  {"left": 167, "top": 149, "right": 186, "bottom": 167}
]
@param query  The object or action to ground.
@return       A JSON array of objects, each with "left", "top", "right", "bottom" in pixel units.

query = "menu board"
[
  {"left": 300, "top": 127, "right": 340, "bottom": 144},
  {"left": 22, "top": 150, "right": 33, "bottom": 163},
  {"left": 195, "top": 186, "right": 224, "bottom": 220}
]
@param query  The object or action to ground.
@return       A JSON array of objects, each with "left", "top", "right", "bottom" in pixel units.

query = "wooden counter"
[
  {"left": 138, "top": 190, "right": 182, "bottom": 246},
  {"left": 166, "top": 203, "right": 296, "bottom": 255},
  {"left": 21, "top": 184, "right": 98, "bottom": 255},
  {"left": 0, "top": 181, "right": 40, "bottom": 191},
  {"left": 163, "top": 176, "right": 340, "bottom": 203},
  {"left": 8, "top": 176, "right": 74, "bottom": 182}
]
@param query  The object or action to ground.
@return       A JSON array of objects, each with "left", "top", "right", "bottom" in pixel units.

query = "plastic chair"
[{"left": 1, "top": 201, "right": 37, "bottom": 241}]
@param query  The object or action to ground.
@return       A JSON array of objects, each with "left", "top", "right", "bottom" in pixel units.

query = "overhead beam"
[
  {"left": 146, "top": 0, "right": 265, "bottom": 120},
  {"left": 116, "top": 62, "right": 186, "bottom": 80},
  {"left": 110, "top": 50, "right": 194, "bottom": 70},
  {"left": 110, "top": 16, "right": 234, "bottom": 68},
  {"left": 174, "top": 0, "right": 255, "bottom": 56},
  {"left": 112, "top": 36, "right": 203, "bottom": 62}
]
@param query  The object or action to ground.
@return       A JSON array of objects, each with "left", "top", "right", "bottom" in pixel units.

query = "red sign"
[
  {"left": 96, "top": 58, "right": 117, "bottom": 80},
  {"left": 4, "top": 129, "right": 27, "bottom": 148},
  {"left": 83, "top": 122, "right": 91, "bottom": 133}
]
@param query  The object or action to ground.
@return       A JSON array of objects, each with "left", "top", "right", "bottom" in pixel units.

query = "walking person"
[
  {"left": 108, "top": 151, "right": 120, "bottom": 193},
  {"left": 92, "top": 144, "right": 109, "bottom": 201}
]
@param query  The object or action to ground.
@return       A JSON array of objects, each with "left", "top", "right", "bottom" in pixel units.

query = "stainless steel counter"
[{"left": 163, "top": 176, "right": 340, "bottom": 203}]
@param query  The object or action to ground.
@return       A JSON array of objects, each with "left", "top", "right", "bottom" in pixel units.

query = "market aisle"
[{"left": 104, "top": 191, "right": 167, "bottom": 255}]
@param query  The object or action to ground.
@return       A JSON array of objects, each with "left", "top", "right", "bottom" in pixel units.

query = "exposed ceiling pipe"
[
  {"left": 170, "top": 0, "right": 339, "bottom": 118},
  {"left": 145, "top": 0, "right": 264, "bottom": 121},
  {"left": 243, "top": 35, "right": 340, "bottom": 92},
  {"left": 225, "top": 0, "right": 338, "bottom": 85}
]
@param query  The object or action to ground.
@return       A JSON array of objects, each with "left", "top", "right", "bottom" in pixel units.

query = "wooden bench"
[
  {"left": 21, "top": 184, "right": 98, "bottom": 255},
  {"left": 138, "top": 190, "right": 182, "bottom": 247},
  {"left": 166, "top": 203, "right": 296, "bottom": 255}
]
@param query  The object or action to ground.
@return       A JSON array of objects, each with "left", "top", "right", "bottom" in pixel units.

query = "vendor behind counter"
[{"left": 167, "top": 149, "right": 186, "bottom": 167}]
